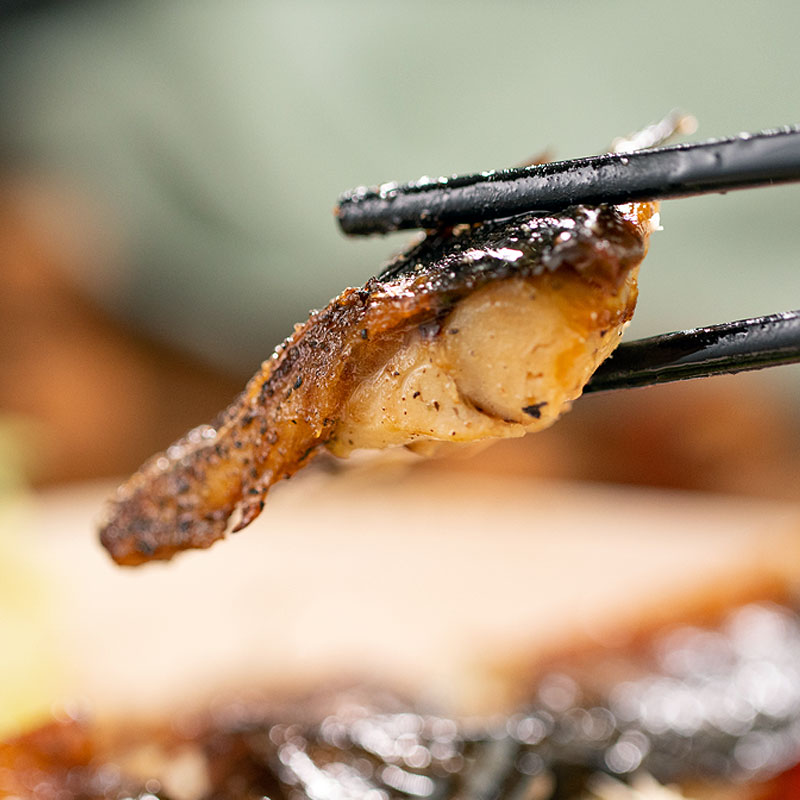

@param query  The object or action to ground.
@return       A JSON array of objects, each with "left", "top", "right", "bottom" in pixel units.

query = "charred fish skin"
[
  {"left": 99, "top": 202, "right": 657, "bottom": 566},
  {"left": 377, "top": 204, "right": 650, "bottom": 291}
]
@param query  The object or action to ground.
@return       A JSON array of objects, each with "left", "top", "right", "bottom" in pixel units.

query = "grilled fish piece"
[{"left": 99, "top": 201, "right": 658, "bottom": 565}]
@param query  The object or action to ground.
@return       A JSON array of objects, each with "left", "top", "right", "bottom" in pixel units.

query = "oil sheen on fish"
[{"left": 99, "top": 201, "right": 659, "bottom": 565}]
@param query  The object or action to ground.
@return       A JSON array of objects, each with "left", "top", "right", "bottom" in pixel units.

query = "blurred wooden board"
[{"left": 5, "top": 458, "right": 800, "bottom": 730}]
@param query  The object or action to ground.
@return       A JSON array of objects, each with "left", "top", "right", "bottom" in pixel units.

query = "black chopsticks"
[
  {"left": 336, "top": 126, "right": 800, "bottom": 236},
  {"left": 584, "top": 310, "right": 800, "bottom": 393}
]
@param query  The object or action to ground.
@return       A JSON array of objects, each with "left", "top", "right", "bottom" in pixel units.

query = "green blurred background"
[
  {"left": 3, "top": 0, "right": 799, "bottom": 373},
  {"left": 1, "top": 0, "right": 799, "bottom": 487}
]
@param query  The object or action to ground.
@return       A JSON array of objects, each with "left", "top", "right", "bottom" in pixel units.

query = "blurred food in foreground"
[
  {"left": 5, "top": 599, "right": 800, "bottom": 799},
  {"left": 0, "top": 435, "right": 60, "bottom": 738},
  {"left": 3, "top": 402, "right": 800, "bottom": 795},
  {"left": 5, "top": 464, "right": 800, "bottom": 732}
]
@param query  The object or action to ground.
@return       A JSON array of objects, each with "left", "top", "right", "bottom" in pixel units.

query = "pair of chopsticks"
[{"left": 334, "top": 124, "right": 800, "bottom": 391}]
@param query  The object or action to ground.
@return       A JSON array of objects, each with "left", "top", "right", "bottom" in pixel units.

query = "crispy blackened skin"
[{"left": 100, "top": 204, "right": 652, "bottom": 565}]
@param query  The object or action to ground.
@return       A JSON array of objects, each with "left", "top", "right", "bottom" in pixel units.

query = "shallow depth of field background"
[
  {"left": 1, "top": 0, "right": 800, "bottom": 742},
  {"left": 2, "top": 0, "right": 800, "bottom": 484}
]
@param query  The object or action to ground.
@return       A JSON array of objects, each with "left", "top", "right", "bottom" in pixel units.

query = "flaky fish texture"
[{"left": 100, "top": 201, "right": 658, "bottom": 565}]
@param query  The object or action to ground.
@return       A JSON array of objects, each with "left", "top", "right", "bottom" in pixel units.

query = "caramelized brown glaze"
[{"left": 100, "top": 202, "right": 657, "bottom": 565}]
